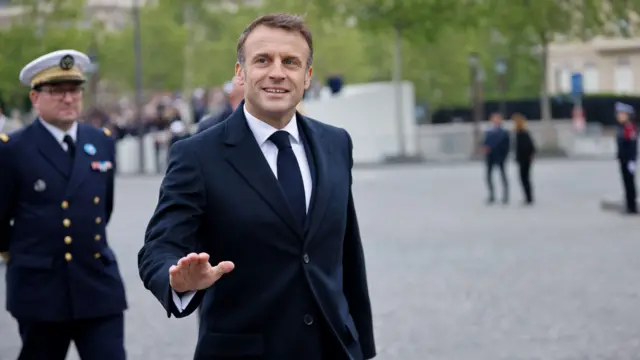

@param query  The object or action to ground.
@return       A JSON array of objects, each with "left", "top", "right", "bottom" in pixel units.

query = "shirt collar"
[
  {"left": 39, "top": 118, "right": 78, "bottom": 144},
  {"left": 243, "top": 105, "right": 300, "bottom": 146}
]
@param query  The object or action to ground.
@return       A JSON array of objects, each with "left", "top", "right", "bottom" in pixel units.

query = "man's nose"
[{"left": 268, "top": 63, "right": 286, "bottom": 80}]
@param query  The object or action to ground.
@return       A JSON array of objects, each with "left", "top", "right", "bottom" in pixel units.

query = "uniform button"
[
  {"left": 61, "top": 201, "right": 69, "bottom": 209},
  {"left": 94, "top": 252, "right": 101, "bottom": 259},
  {"left": 303, "top": 253, "right": 310, "bottom": 263},
  {"left": 95, "top": 217, "right": 102, "bottom": 224},
  {"left": 303, "top": 314, "right": 314, "bottom": 325},
  {"left": 94, "top": 234, "right": 101, "bottom": 241},
  {"left": 63, "top": 219, "right": 71, "bottom": 227},
  {"left": 65, "top": 253, "right": 72, "bottom": 261},
  {"left": 93, "top": 196, "right": 100, "bottom": 204},
  {"left": 64, "top": 236, "right": 72, "bottom": 245}
]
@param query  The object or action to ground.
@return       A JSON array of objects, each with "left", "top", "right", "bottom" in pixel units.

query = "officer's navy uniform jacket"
[
  {"left": 617, "top": 120, "right": 638, "bottom": 213},
  {"left": 0, "top": 119, "right": 127, "bottom": 322},
  {"left": 138, "top": 102, "right": 376, "bottom": 360}
]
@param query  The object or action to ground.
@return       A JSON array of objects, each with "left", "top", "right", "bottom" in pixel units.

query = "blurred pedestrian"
[
  {"left": 482, "top": 112, "right": 510, "bottom": 204},
  {"left": 512, "top": 113, "right": 536, "bottom": 205},
  {"left": 615, "top": 102, "right": 638, "bottom": 214},
  {"left": 196, "top": 79, "right": 244, "bottom": 133}
]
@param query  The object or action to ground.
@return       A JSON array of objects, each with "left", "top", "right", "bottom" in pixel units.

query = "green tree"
[
  {"left": 0, "top": 0, "right": 91, "bottom": 109},
  {"left": 486, "top": 0, "right": 607, "bottom": 149}
]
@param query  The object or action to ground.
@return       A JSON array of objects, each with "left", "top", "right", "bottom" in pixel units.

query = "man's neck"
[
  {"left": 42, "top": 118, "right": 75, "bottom": 132},
  {"left": 245, "top": 103, "right": 295, "bottom": 130}
]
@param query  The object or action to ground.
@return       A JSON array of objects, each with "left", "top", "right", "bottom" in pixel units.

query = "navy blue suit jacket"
[
  {"left": 0, "top": 120, "right": 127, "bottom": 322},
  {"left": 138, "top": 104, "right": 376, "bottom": 360}
]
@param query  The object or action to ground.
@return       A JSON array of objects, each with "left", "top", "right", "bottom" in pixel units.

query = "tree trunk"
[{"left": 539, "top": 35, "right": 562, "bottom": 154}]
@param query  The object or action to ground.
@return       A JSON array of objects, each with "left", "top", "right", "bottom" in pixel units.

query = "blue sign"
[{"left": 571, "top": 72, "right": 583, "bottom": 97}]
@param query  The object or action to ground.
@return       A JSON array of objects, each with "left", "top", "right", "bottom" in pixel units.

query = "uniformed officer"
[
  {"left": 615, "top": 101, "right": 638, "bottom": 214},
  {"left": 0, "top": 50, "right": 127, "bottom": 359}
]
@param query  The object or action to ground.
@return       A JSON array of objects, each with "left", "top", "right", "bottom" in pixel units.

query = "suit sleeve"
[
  {"left": 342, "top": 130, "right": 377, "bottom": 359},
  {"left": 0, "top": 141, "right": 17, "bottom": 253},
  {"left": 137, "top": 139, "right": 206, "bottom": 318},
  {"left": 105, "top": 137, "right": 116, "bottom": 225}
]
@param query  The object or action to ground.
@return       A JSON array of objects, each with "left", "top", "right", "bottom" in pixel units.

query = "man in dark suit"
[
  {"left": 138, "top": 13, "right": 376, "bottom": 360},
  {"left": 0, "top": 50, "right": 127, "bottom": 360},
  {"left": 482, "top": 112, "right": 511, "bottom": 204}
]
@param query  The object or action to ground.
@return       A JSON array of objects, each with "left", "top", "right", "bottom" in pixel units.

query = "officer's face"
[
  {"left": 30, "top": 82, "right": 83, "bottom": 126},
  {"left": 236, "top": 25, "right": 312, "bottom": 126},
  {"left": 617, "top": 111, "right": 629, "bottom": 123}
]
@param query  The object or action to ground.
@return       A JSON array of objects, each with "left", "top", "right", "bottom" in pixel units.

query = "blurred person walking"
[
  {"left": 512, "top": 113, "right": 537, "bottom": 205},
  {"left": 615, "top": 102, "right": 638, "bottom": 214},
  {"left": 482, "top": 112, "right": 511, "bottom": 204}
]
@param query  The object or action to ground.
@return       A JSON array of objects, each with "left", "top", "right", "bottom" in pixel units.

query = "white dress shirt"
[
  {"left": 172, "top": 105, "right": 313, "bottom": 312},
  {"left": 39, "top": 118, "right": 78, "bottom": 151}
]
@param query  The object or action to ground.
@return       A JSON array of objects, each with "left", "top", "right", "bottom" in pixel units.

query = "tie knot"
[
  {"left": 269, "top": 131, "right": 292, "bottom": 150},
  {"left": 63, "top": 134, "right": 74, "bottom": 145}
]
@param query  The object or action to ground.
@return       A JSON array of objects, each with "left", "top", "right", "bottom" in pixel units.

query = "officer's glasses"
[{"left": 39, "top": 86, "right": 84, "bottom": 100}]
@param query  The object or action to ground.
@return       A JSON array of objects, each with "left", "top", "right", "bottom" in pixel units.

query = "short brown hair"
[{"left": 236, "top": 13, "right": 314, "bottom": 68}]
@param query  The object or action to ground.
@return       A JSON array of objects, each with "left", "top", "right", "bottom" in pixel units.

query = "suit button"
[
  {"left": 95, "top": 217, "right": 102, "bottom": 224},
  {"left": 64, "top": 253, "right": 72, "bottom": 261},
  {"left": 94, "top": 234, "right": 101, "bottom": 241},
  {"left": 94, "top": 252, "right": 101, "bottom": 259},
  {"left": 63, "top": 219, "right": 71, "bottom": 227},
  {"left": 302, "top": 253, "right": 310, "bottom": 263},
  {"left": 61, "top": 201, "right": 69, "bottom": 209},
  {"left": 303, "top": 314, "right": 314, "bottom": 325},
  {"left": 93, "top": 196, "right": 100, "bottom": 204},
  {"left": 64, "top": 236, "right": 72, "bottom": 244}
]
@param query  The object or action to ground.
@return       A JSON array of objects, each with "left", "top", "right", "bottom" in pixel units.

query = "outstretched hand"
[{"left": 169, "top": 252, "right": 234, "bottom": 293}]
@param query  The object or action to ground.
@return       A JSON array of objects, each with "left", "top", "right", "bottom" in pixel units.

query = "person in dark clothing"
[
  {"left": 615, "top": 102, "right": 638, "bottom": 214},
  {"left": 482, "top": 113, "right": 510, "bottom": 204},
  {"left": 512, "top": 113, "right": 537, "bottom": 205},
  {"left": 196, "top": 79, "right": 244, "bottom": 133}
]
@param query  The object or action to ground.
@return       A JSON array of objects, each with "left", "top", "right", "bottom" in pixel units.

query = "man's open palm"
[{"left": 169, "top": 252, "right": 234, "bottom": 293}]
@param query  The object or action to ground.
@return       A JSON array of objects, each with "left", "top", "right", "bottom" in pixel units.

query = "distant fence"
[
  {"left": 115, "top": 119, "right": 618, "bottom": 175},
  {"left": 416, "top": 119, "right": 617, "bottom": 162}
]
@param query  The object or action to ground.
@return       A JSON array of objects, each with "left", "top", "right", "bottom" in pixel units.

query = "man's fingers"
[{"left": 211, "top": 261, "right": 235, "bottom": 280}]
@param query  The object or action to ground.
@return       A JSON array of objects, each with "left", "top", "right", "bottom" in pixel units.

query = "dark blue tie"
[{"left": 269, "top": 131, "right": 306, "bottom": 226}]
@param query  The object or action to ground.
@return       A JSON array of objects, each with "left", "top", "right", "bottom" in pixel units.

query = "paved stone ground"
[{"left": 1, "top": 159, "right": 640, "bottom": 360}]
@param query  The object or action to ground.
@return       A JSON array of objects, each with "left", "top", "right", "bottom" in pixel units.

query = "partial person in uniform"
[
  {"left": 482, "top": 112, "right": 510, "bottom": 204},
  {"left": 196, "top": 79, "right": 244, "bottom": 133},
  {"left": 0, "top": 50, "right": 127, "bottom": 360},
  {"left": 512, "top": 113, "right": 537, "bottom": 205},
  {"left": 615, "top": 102, "right": 638, "bottom": 214},
  {"left": 138, "top": 13, "right": 376, "bottom": 360}
]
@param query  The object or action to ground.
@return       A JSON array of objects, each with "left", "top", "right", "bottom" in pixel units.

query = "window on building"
[
  {"left": 583, "top": 62, "right": 599, "bottom": 93},
  {"left": 554, "top": 66, "right": 571, "bottom": 93},
  {"left": 614, "top": 57, "right": 634, "bottom": 93}
]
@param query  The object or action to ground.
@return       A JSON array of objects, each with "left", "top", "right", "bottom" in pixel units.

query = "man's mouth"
[{"left": 263, "top": 88, "right": 289, "bottom": 94}]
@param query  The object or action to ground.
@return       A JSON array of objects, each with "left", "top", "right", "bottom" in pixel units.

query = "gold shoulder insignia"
[
  {"left": 0, "top": 133, "right": 8, "bottom": 143},
  {"left": 103, "top": 128, "right": 112, "bottom": 137}
]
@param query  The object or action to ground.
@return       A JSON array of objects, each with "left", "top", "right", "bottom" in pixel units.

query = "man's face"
[
  {"left": 235, "top": 25, "right": 312, "bottom": 121},
  {"left": 616, "top": 111, "right": 629, "bottom": 123},
  {"left": 30, "top": 82, "right": 83, "bottom": 125},
  {"left": 491, "top": 113, "right": 503, "bottom": 126}
]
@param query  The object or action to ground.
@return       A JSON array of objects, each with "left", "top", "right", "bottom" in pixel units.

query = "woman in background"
[{"left": 512, "top": 113, "right": 537, "bottom": 205}]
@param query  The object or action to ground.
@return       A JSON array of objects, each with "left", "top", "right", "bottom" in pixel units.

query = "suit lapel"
[
  {"left": 299, "top": 116, "right": 334, "bottom": 243},
  {"left": 223, "top": 104, "right": 302, "bottom": 236},
  {"left": 66, "top": 124, "right": 91, "bottom": 196},
  {"left": 34, "top": 120, "right": 71, "bottom": 179}
]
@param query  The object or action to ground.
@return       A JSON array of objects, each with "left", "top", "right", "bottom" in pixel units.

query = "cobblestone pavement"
[{"left": 1, "top": 159, "right": 640, "bottom": 360}]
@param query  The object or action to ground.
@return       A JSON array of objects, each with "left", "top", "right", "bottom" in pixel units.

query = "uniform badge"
[
  {"left": 34, "top": 179, "right": 46, "bottom": 192},
  {"left": 84, "top": 143, "right": 97, "bottom": 156},
  {"left": 59, "top": 54, "right": 74, "bottom": 70},
  {"left": 91, "top": 161, "right": 113, "bottom": 172}
]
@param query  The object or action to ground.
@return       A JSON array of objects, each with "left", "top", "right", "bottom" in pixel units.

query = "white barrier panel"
[
  {"left": 303, "top": 81, "right": 418, "bottom": 164},
  {"left": 116, "top": 136, "right": 140, "bottom": 174},
  {"left": 116, "top": 134, "right": 163, "bottom": 175}
]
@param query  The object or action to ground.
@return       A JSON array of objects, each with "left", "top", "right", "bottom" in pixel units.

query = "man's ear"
[{"left": 235, "top": 63, "right": 244, "bottom": 86}]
